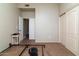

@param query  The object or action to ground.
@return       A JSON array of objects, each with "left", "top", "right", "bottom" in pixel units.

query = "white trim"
[{"left": 35, "top": 40, "right": 61, "bottom": 43}]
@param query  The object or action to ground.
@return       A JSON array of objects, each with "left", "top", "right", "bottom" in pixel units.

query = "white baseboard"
[
  {"left": 61, "top": 43, "right": 78, "bottom": 56},
  {"left": 35, "top": 40, "right": 61, "bottom": 43}
]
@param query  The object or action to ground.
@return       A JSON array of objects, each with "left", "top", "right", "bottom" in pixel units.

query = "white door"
[
  {"left": 29, "top": 18, "right": 35, "bottom": 39},
  {"left": 66, "top": 6, "right": 79, "bottom": 55},
  {"left": 19, "top": 16, "right": 23, "bottom": 42}
]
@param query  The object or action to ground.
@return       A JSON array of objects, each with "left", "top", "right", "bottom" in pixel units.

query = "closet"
[{"left": 60, "top": 6, "right": 79, "bottom": 55}]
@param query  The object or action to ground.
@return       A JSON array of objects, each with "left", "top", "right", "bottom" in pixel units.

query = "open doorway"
[
  {"left": 23, "top": 18, "right": 29, "bottom": 39},
  {"left": 19, "top": 8, "right": 35, "bottom": 42}
]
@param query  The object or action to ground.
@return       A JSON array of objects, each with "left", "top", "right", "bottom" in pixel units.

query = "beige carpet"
[
  {"left": 45, "top": 43, "right": 75, "bottom": 56},
  {"left": 0, "top": 46, "right": 26, "bottom": 56},
  {"left": 0, "top": 39, "right": 75, "bottom": 56},
  {"left": 21, "top": 43, "right": 75, "bottom": 56}
]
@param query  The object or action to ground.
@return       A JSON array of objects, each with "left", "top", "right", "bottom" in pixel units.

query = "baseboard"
[
  {"left": 61, "top": 43, "right": 76, "bottom": 56},
  {"left": 35, "top": 40, "right": 61, "bottom": 43},
  {"left": 0, "top": 46, "right": 10, "bottom": 55},
  {"left": 29, "top": 39, "right": 35, "bottom": 40}
]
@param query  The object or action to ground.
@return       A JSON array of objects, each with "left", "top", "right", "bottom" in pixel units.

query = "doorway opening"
[
  {"left": 23, "top": 18, "right": 29, "bottom": 39},
  {"left": 19, "top": 8, "right": 35, "bottom": 43}
]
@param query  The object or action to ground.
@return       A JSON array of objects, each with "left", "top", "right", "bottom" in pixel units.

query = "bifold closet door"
[
  {"left": 65, "top": 6, "right": 79, "bottom": 55},
  {"left": 60, "top": 6, "right": 79, "bottom": 55}
]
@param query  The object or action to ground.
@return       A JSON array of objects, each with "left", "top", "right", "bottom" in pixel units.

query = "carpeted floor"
[
  {"left": 0, "top": 46, "right": 26, "bottom": 56},
  {"left": 0, "top": 39, "right": 75, "bottom": 56},
  {"left": 21, "top": 43, "right": 75, "bottom": 56}
]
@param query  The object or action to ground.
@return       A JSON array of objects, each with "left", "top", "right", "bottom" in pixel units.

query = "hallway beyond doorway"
[{"left": 23, "top": 18, "right": 29, "bottom": 39}]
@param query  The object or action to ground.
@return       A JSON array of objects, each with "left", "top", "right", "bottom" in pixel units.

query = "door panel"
[
  {"left": 29, "top": 18, "right": 35, "bottom": 39},
  {"left": 19, "top": 16, "right": 23, "bottom": 42},
  {"left": 65, "top": 7, "right": 79, "bottom": 55},
  {"left": 60, "top": 6, "right": 79, "bottom": 55}
]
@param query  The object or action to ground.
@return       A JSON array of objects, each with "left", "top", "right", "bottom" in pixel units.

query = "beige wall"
[
  {"left": 22, "top": 11, "right": 35, "bottom": 18},
  {"left": 35, "top": 4, "right": 59, "bottom": 42},
  {"left": 0, "top": 4, "right": 19, "bottom": 52},
  {"left": 17, "top": 3, "right": 59, "bottom": 42}
]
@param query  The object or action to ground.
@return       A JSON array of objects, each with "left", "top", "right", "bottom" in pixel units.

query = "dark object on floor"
[{"left": 28, "top": 47, "right": 38, "bottom": 56}]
